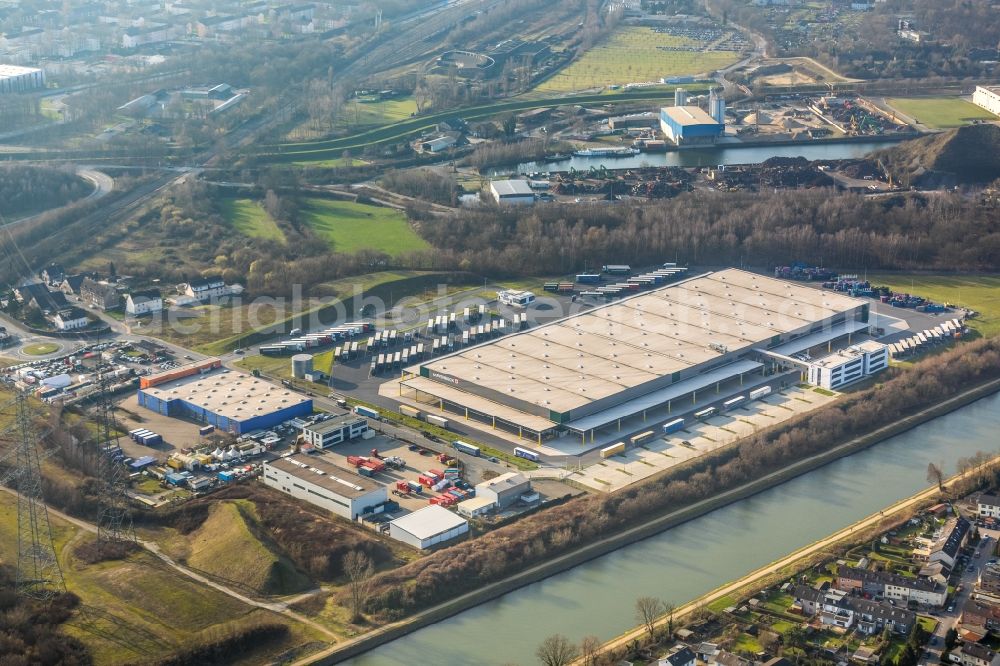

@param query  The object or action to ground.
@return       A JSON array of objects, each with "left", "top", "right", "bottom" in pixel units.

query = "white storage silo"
[{"left": 291, "top": 353, "right": 313, "bottom": 379}]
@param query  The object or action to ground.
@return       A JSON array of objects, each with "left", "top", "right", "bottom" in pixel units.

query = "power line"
[{"left": 8, "top": 392, "right": 66, "bottom": 599}]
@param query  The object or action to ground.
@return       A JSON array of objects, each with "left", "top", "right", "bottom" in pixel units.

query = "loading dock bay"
[{"left": 571, "top": 385, "right": 839, "bottom": 492}]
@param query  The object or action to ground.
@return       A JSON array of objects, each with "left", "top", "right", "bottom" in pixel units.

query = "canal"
[
  {"left": 350, "top": 392, "right": 1000, "bottom": 666},
  {"left": 493, "top": 139, "right": 898, "bottom": 175}
]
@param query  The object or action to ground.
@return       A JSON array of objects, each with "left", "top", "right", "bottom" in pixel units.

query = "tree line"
[
  {"left": 416, "top": 188, "right": 1000, "bottom": 276},
  {"left": 354, "top": 337, "right": 1000, "bottom": 620},
  {"left": 31, "top": 179, "right": 1000, "bottom": 298},
  {"left": 0, "top": 165, "right": 92, "bottom": 219},
  {"left": 0, "top": 564, "right": 90, "bottom": 665}
]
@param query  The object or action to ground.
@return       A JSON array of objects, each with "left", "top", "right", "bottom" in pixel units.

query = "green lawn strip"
[
  {"left": 23, "top": 342, "right": 61, "bottom": 355},
  {"left": 218, "top": 198, "right": 285, "bottom": 242},
  {"left": 868, "top": 273, "right": 1000, "bottom": 339},
  {"left": 707, "top": 594, "right": 736, "bottom": 613},
  {"left": 886, "top": 97, "right": 997, "bottom": 128}
]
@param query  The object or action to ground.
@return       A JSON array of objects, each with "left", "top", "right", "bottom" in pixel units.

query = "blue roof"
[{"left": 130, "top": 455, "right": 156, "bottom": 468}]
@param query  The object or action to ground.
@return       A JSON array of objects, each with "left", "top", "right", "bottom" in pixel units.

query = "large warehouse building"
[
  {"left": 0, "top": 65, "right": 45, "bottom": 94},
  {"left": 972, "top": 85, "right": 1000, "bottom": 117},
  {"left": 262, "top": 454, "right": 387, "bottom": 520},
  {"left": 137, "top": 367, "right": 312, "bottom": 434},
  {"left": 660, "top": 106, "right": 723, "bottom": 145},
  {"left": 398, "top": 269, "right": 882, "bottom": 447}
]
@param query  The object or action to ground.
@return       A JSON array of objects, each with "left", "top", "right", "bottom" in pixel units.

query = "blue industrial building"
[
  {"left": 137, "top": 369, "right": 313, "bottom": 434},
  {"left": 660, "top": 106, "right": 723, "bottom": 145}
]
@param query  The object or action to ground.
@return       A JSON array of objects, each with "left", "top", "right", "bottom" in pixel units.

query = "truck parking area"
[{"left": 571, "top": 385, "right": 839, "bottom": 492}]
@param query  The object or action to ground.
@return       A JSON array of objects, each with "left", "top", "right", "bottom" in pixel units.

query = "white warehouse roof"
[
  {"left": 476, "top": 472, "right": 529, "bottom": 493},
  {"left": 390, "top": 505, "right": 468, "bottom": 540},
  {"left": 491, "top": 179, "right": 534, "bottom": 197}
]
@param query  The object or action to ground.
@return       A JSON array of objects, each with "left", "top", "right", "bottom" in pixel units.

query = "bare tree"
[
  {"left": 536, "top": 634, "right": 579, "bottom": 666},
  {"left": 635, "top": 596, "right": 666, "bottom": 640},
  {"left": 580, "top": 635, "right": 602, "bottom": 666},
  {"left": 343, "top": 551, "right": 374, "bottom": 622},
  {"left": 927, "top": 462, "right": 945, "bottom": 491}
]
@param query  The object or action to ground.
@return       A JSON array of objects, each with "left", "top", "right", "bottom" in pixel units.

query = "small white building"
[
  {"left": 420, "top": 135, "right": 457, "bottom": 153},
  {"left": 51, "top": 307, "right": 89, "bottom": 330},
  {"left": 489, "top": 179, "right": 535, "bottom": 206},
  {"left": 979, "top": 494, "right": 1000, "bottom": 520},
  {"left": 475, "top": 472, "right": 531, "bottom": 510},
  {"left": 806, "top": 340, "right": 888, "bottom": 390},
  {"left": 125, "top": 290, "right": 163, "bottom": 315},
  {"left": 388, "top": 505, "right": 469, "bottom": 549},
  {"left": 262, "top": 454, "right": 386, "bottom": 520},
  {"left": 457, "top": 495, "right": 496, "bottom": 518},
  {"left": 184, "top": 276, "right": 227, "bottom": 301},
  {"left": 497, "top": 290, "right": 536, "bottom": 307},
  {"left": 300, "top": 415, "right": 369, "bottom": 449},
  {"left": 973, "top": 86, "right": 1000, "bottom": 118}
]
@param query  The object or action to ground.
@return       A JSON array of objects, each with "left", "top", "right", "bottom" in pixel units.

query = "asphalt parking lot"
[{"left": 571, "top": 384, "right": 839, "bottom": 492}]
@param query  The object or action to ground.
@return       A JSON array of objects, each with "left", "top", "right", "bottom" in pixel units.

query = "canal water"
[
  {"left": 492, "top": 139, "right": 897, "bottom": 175},
  {"left": 350, "top": 392, "right": 1000, "bottom": 666}
]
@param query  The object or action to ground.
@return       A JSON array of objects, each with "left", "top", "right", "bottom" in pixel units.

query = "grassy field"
[
  {"left": 341, "top": 96, "right": 418, "bottom": 127},
  {"left": 886, "top": 97, "right": 998, "bottom": 128},
  {"left": 536, "top": 27, "right": 741, "bottom": 93},
  {"left": 22, "top": 342, "right": 60, "bottom": 355},
  {"left": 178, "top": 501, "right": 311, "bottom": 595},
  {"left": 234, "top": 353, "right": 331, "bottom": 395},
  {"left": 0, "top": 492, "right": 322, "bottom": 664},
  {"left": 869, "top": 274, "right": 1000, "bottom": 338},
  {"left": 300, "top": 198, "right": 430, "bottom": 256},
  {"left": 218, "top": 198, "right": 285, "bottom": 242}
]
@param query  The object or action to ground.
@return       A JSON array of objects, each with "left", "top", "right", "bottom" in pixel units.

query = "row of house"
[
  {"left": 835, "top": 564, "right": 948, "bottom": 606},
  {"left": 31, "top": 264, "right": 242, "bottom": 314},
  {"left": 792, "top": 585, "right": 916, "bottom": 635},
  {"left": 913, "top": 516, "right": 972, "bottom": 569}
]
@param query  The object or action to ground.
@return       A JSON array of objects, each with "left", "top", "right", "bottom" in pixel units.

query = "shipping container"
[
  {"left": 452, "top": 440, "right": 480, "bottom": 456},
  {"left": 426, "top": 414, "right": 449, "bottom": 429},
  {"left": 662, "top": 418, "right": 685, "bottom": 435},
  {"left": 400, "top": 404, "right": 421, "bottom": 419},
  {"left": 259, "top": 345, "right": 285, "bottom": 356},
  {"left": 198, "top": 425, "right": 215, "bottom": 436},
  {"left": 749, "top": 386, "right": 772, "bottom": 400},
  {"left": 722, "top": 396, "right": 745, "bottom": 411},
  {"left": 629, "top": 430, "right": 654, "bottom": 446},
  {"left": 139, "top": 357, "right": 222, "bottom": 389},
  {"left": 576, "top": 273, "right": 602, "bottom": 284},
  {"left": 694, "top": 407, "right": 716, "bottom": 420},
  {"left": 513, "top": 446, "right": 540, "bottom": 462},
  {"left": 354, "top": 405, "right": 380, "bottom": 419},
  {"left": 600, "top": 442, "right": 626, "bottom": 458}
]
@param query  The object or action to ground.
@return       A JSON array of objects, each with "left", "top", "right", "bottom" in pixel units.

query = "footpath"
[{"left": 583, "top": 458, "right": 992, "bottom": 663}]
